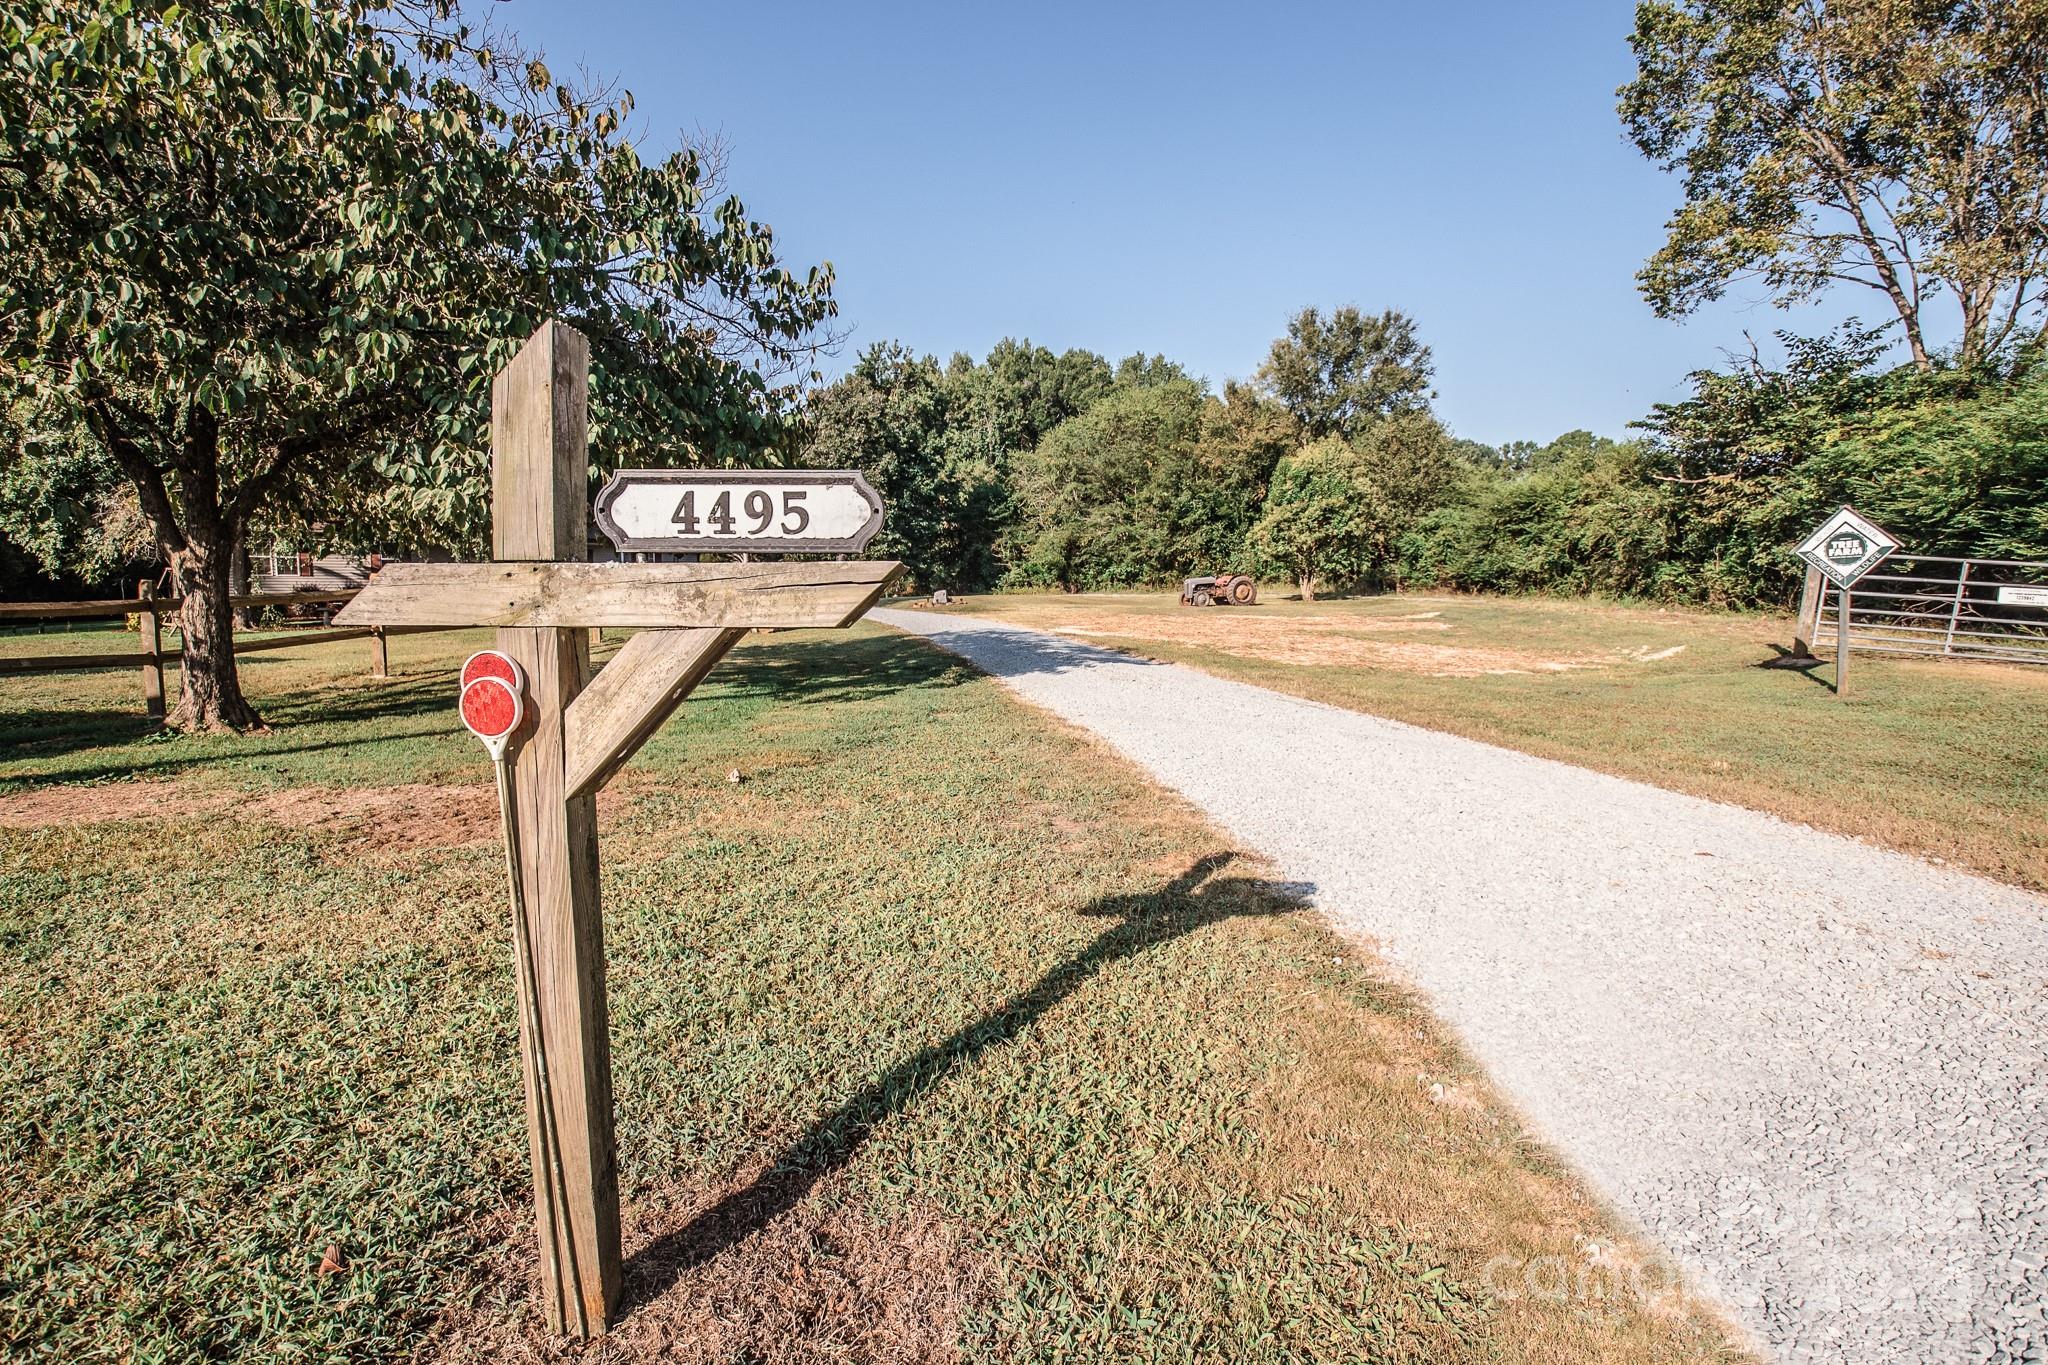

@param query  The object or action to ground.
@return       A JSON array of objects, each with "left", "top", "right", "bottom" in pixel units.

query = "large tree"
[
  {"left": 1621, "top": 0, "right": 2048, "bottom": 370},
  {"left": 1247, "top": 414, "right": 1459, "bottom": 599},
  {"left": 1256, "top": 306, "right": 1435, "bottom": 439},
  {"left": 0, "top": 0, "right": 833, "bottom": 729},
  {"left": 1008, "top": 379, "right": 1287, "bottom": 590}
]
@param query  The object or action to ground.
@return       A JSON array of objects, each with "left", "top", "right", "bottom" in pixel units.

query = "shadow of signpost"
[{"left": 618, "top": 852, "right": 1306, "bottom": 1313}]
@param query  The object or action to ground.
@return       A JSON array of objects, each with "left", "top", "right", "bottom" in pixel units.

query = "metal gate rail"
[{"left": 1807, "top": 553, "right": 2048, "bottom": 665}]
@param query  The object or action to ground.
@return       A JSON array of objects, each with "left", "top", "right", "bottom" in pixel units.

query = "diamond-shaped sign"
[{"left": 1796, "top": 506, "right": 1898, "bottom": 588}]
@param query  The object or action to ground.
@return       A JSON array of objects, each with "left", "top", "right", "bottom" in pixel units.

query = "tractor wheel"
[
  {"left": 1228, "top": 575, "right": 1257, "bottom": 605},
  {"left": 1191, "top": 589, "right": 1214, "bottom": 607}
]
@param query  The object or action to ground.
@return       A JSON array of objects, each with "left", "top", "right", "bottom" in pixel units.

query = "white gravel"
[{"left": 875, "top": 608, "right": 2048, "bottom": 1365}]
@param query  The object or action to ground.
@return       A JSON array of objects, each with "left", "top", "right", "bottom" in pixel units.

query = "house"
[{"left": 248, "top": 548, "right": 381, "bottom": 595}]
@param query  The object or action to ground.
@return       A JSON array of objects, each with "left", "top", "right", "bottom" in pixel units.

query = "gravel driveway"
[{"left": 875, "top": 609, "right": 2047, "bottom": 1365}]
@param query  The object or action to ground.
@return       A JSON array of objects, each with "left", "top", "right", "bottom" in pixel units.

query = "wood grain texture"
[
  {"left": 498, "top": 621, "right": 617, "bottom": 1336},
  {"left": 492, "top": 322, "right": 620, "bottom": 1336},
  {"left": 333, "top": 559, "right": 902, "bottom": 629},
  {"left": 493, "top": 321, "right": 589, "bottom": 563},
  {"left": 562, "top": 627, "right": 745, "bottom": 799}
]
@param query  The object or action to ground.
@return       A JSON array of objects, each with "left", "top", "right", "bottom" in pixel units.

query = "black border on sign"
[{"left": 593, "top": 468, "right": 886, "bottom": 555}]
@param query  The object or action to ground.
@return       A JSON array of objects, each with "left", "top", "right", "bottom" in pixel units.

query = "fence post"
[
  {"left": 138, "top": 583, "right": 165, "bottom": 719},
  {"left": 1941, "top": 561, "right": 1970, "bottom": 656},
  {"left": 369, "top": 625, "right": 389, "bottom": 678},
  {"left": 1792, "top": 566, "right": 1821, "bottom": 659}
]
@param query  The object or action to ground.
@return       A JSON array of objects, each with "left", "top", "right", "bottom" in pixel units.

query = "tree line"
[{"left": 802, "top": 311, "right": 2048, "bottom": 607}]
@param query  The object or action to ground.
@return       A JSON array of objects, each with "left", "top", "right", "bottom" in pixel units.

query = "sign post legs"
[
  {"left": 1836, "top": 584, "right": 1851, "bottom": 697},
  {"left": 1792, "top": 566, "right": 1821, "bottom": 660},
  {"left": 491, "top": 322, "right": 621, "bottom": 1334}
]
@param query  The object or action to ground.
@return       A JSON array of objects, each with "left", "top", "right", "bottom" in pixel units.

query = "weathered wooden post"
[
  {"left": 334, "top": 321, "right": 897, "bottom": 1338},
  {"left": 137, "top": 582, "right": 164, "bottom": 719},
  {"left": 369, "top": 626, "right": 389, "bottom": 679},
  {"left": 1836, "top": 584, "right": 1852, "bottom": 696},
  {"left": 490, "top": 323, "right": 619, "bottom": 1332},
  {"left": 1791, "top": 565, "right": 1821, "bottom": 660}
]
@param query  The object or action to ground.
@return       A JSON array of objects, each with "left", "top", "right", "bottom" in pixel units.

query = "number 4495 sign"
[{"left": 593, "top": 469, "right": 885, "bottom": 555}]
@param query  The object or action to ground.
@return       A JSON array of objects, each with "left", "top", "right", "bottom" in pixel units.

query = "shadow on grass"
[
  {"left": 618, "top": 852, "right": 1305, "bottom": 1314},
  {"left": 0, "top": 670, "right": 461, "bottom": 783},
  {"left": 714, "top": 630, "right": 982, "bottom": 706},
  {"left": 1756, "top": 643, "right": 1838, "bottom": 693}
]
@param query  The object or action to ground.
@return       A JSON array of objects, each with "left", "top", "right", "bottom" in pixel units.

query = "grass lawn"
[
  {"left": 925, "top": 590, "right": 2048, "bottom": 894},
  {"left": 0, "top": 627, "right": 1746, "bottom": 1362}
]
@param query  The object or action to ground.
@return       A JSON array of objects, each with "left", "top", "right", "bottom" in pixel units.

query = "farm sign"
[
  {"left": 1796, "top": 506, "right": 1898, "bottom": 589},
  {"left": 594, "top": 468, "right": 884, "bottom": 555}
]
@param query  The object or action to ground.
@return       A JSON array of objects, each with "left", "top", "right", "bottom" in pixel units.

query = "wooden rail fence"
[{"left": 0, "top": 587, "right": 462, "bottom": 717}]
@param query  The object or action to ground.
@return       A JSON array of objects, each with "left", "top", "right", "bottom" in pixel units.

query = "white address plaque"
[{"left": 594, "top": 469, "right": 884, "bottom": 555}]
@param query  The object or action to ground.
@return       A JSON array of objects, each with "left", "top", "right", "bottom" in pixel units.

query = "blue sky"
[{"left": 511, "top": 1, "right": 1898, "bottom": 446}]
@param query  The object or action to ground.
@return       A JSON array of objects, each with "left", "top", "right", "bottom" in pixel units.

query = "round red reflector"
[
  {"left": 460, "top": 676, "right": 522, "bottom": 741},
  {"left": 462, "top": 649, "right": 524, "bottom": 692}
]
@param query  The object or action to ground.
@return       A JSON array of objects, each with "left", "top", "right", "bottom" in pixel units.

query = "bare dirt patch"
[
  {"left": 242, "top": 783, "right": 501, "bottom": 855},
  {"left": 419, "top": 1168, "right": 984, "bottom": 1364},
  {"left": 0, "top": 777, "right": 644, "bottom": 856},
  {"left": 0, "top": 778, "right": 196, "bottom": 827}
]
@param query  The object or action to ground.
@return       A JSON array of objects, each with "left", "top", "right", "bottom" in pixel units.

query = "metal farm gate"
[{"left": 1802, "top": 554, "right": 2048, "bottom": 666}]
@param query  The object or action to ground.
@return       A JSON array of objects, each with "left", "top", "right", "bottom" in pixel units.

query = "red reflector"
[
  {"left": 460, "top": 676, "right": 521, "bottom": 740},
  {"left": 462, "top": 650, "right": 523, "bottom": 691}
]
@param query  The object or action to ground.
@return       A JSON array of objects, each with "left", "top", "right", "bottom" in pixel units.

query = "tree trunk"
[
  {"left": 1299, "top": 571, "right": 1317, "bottom": 601},
  {"left": 169, "top": 532, "right": 264, "bottom": 732}
]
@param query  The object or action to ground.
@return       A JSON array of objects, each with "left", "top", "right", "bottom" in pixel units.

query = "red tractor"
[{"left": 1180, "top": 573, "right": 1258, "bottom": 607}]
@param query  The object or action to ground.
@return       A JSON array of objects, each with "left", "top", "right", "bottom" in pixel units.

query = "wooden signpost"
[{"left": 335, "top": 322, "right": 899, "bottom": 1337}]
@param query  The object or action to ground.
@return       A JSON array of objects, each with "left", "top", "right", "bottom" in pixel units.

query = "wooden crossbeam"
[
  {"left": 332, "top": 560, "right": 899, "bottom": 630},
  {"left": 562, "top": 627, "right": 745, "bottom": 799}
]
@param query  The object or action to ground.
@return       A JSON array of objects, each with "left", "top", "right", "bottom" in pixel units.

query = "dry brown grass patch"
[
  {"left": 1037, "top": 610, "right": 1610, "bottom": 676},
  {"left": 0, "top": 776, "right": 653, "bottom": 858}
]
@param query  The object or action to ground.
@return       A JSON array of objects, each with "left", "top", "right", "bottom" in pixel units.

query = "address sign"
[{"left": 594, "top": 468, "right": 884, "bottom": 556}]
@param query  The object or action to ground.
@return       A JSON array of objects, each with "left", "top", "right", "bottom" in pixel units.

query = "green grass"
[
  {"left": 939, "top": 589, "right": 2048, "bottom": 893},
  {"left": 1, "top": 628, "right": 1744, "bottom": 1362}
]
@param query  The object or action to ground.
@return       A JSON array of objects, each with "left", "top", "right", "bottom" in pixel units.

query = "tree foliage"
[
  {"left": 1248, "top": 414, "right": 1459, "bottom": 598},
  {"left": 1621, "top": 0, "right": 2048, "bottom": 369},
  {"left": 802, "top": 343, "right": 978, "bottom": 591},
  {"left": 1256, "top": 306, "right": 1434, "bottom": 438},
  {"left": 1009, "top": 381, "right": 1289, "bottom": 590},
  {"left": 0, "top": 0, "right": 833, "bottom": 728}
]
